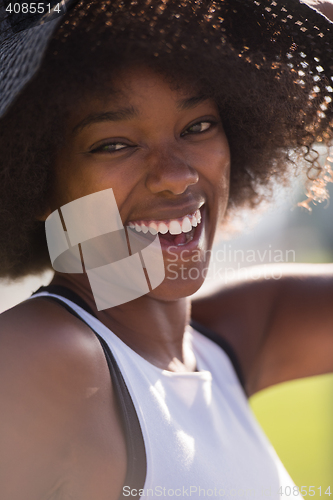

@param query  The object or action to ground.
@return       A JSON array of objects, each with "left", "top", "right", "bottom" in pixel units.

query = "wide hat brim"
[{"left": 1, "top": 0, "right": 333, "bottom": 119}]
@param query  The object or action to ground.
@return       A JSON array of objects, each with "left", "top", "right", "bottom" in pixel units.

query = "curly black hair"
[{"left": 0, "top": 0, "right": 332, "bottom": 279}]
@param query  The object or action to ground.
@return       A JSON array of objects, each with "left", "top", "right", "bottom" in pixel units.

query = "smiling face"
[{"left": 48, "top": 65, "right": 230, "bottom": 301}]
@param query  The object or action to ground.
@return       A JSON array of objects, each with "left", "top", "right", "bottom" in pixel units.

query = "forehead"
[
  {"left": 93, "top": 64, "right": 206, "bottom": 112},
  {"left": 68, "top": 65, "right": 217, "bottom": 134}
]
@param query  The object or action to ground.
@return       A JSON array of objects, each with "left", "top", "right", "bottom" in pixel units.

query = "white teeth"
[
  {"left": 148, "top": 222, "right": 158, "bottom": 235},
  {"left": 158, "top": 222, "right": 168, "bottom": 234},
  {"left": 182, "top": 217, "right": 192, "bottom": 233},
  {"left": 169, "top": 220, "right": 182, "bottom": 235},
  {"left": 195, "top": 209, "right": 201, "bottom": 223},
  {"left": 128, "top": 207, "right": 203, "bottom": 235}
]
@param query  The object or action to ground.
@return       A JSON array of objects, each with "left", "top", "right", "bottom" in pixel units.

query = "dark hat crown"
[{"left": 1, "top": 0, "right": 333, "bottom": 119}]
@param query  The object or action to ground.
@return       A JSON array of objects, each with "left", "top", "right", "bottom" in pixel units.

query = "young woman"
[{"left": 1, "top": 1, "right": 333, "bottom": 499}]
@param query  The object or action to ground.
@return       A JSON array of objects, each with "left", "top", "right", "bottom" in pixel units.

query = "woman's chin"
[{"left": 147, "top": 264, "right": 207, "bottom": 301}]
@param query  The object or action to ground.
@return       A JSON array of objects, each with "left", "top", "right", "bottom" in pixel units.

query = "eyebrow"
[
  {"left": 72, "top": 105, "right": 138, "bottom": 135},
  {"left": 71, "top": 94, "right": 208, "bottom": 135},
  {"left": 177, "top": 94, "right": 209, "bottom": 110}
]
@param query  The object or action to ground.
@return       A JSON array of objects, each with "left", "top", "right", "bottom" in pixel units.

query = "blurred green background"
[{"left": 250, "top": 375, "right": 333, "bottom": 497}]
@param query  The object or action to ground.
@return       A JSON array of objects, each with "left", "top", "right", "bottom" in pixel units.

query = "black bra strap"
[
  {"left": 31, "top": 287, "right": 147, "bottom": 498},
  {"left": 34, "top": 285, "right": 97, "bottom": 317}
]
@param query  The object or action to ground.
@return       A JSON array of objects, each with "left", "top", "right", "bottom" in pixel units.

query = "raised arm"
[{"left": 191, "top": 265, "right": 333, "bottom": 396}]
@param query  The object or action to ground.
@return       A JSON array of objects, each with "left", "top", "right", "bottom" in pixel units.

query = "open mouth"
[{"left": 127, "top": 207, "right": 203, "bottom": 247}]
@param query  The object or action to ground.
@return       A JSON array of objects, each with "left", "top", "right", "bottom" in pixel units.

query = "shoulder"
[
  {"left": 0, "top": 297, "right": 126, "bottom": 497},
  {"left": 0, "top": 297, "right": 107, "bottom": 394},
  {"left": 0, "top": 296, "right": 115, "bottom": 438}
]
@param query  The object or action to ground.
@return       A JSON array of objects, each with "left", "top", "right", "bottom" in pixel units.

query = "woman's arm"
[{"left": 191, "top": 265, "right": 333, "bottom": 396}]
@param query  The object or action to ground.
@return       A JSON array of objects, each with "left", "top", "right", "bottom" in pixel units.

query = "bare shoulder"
[
  {"left": 0, "top": 298, "right": 126, "bottom": 500},
  {"left": 0, "top": 297, "right": 107, "bottom": 398}
]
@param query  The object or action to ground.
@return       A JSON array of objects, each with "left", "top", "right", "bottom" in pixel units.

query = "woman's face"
[{"left": 49, "top": 65, "right": 230, "bottom": 300}]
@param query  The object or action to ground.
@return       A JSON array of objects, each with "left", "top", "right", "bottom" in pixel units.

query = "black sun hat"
[{"left": 1, "top": 0, "right": 333, "bottom": 120}]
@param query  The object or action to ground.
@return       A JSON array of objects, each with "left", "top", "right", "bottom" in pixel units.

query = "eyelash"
[{"left": 90, "top": 120, "right": 218, "bottom": 154}]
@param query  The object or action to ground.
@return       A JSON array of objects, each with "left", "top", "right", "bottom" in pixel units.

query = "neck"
[{"left": 50, "top": 272, "right": 196, "bottom": 372}]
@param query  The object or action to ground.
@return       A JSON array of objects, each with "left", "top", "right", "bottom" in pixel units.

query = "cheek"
[
  {"left": 189, "top": 137, "right": 230, "bottom": 194},
  {"left": 194, "top": 137, "right": 231, "bottom": 226},
  {"left": 52, "top": 153, "right": 141, "bottom": 213},
  {"left": 210, "top": 136, "right": 230, "bottom": 198}
]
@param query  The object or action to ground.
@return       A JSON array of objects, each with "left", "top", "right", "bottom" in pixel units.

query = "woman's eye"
[
  {"left": 90, "top": 142, "right": 129, "bottom": 153},
  {"left": 182, "top": 121, "right": 216, "bottom": 136}
]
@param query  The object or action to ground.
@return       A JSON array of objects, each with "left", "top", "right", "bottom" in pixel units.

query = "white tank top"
[{"left": 31, "top": 291, "right": 300, "bottom": 499}]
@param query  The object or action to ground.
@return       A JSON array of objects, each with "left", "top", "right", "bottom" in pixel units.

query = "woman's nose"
[{"left": 145, "top": 148, "right": 199, "bottom": 195}]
